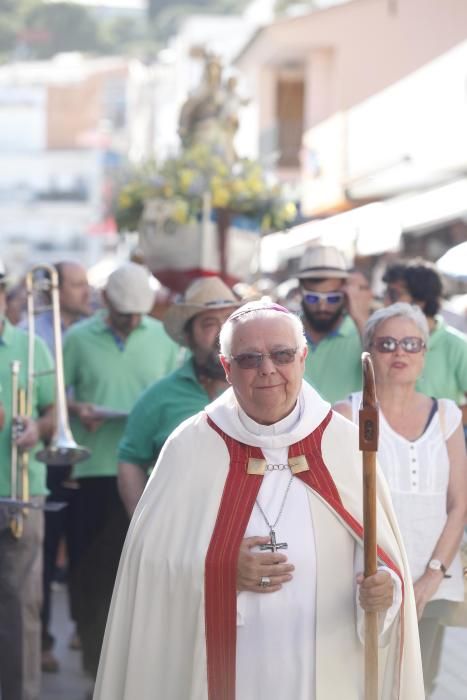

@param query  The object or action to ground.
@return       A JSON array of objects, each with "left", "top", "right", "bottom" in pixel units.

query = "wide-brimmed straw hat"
[
  {"left": 297, "top": 245, "right": 349, "bottom": 280},
  {"left": 163, "top": 276, "right": 242, "bottom": 346}
]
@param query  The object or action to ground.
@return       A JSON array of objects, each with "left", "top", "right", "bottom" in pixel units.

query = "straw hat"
[
  {"left": 163, "top": 276, "right": 242, "bottom": 346},
  {"left": 297, "top": 245, "right": 349, "bottom": 280}
]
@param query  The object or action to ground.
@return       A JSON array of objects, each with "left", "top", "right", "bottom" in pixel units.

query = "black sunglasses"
[{"left": 231, "top": 347, "right": 298, "bottom": 369}]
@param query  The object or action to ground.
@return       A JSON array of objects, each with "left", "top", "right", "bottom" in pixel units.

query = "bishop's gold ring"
[{"left": 260, "top": 576, "right": 271, "bottom": 587}]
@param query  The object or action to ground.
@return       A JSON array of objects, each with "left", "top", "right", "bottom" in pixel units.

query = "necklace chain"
[
  {"left": 255, "top": 473, "right": 294, "bottom": 531},
  {"left": 265, "top": 463, "right": 289, "bottom": 471}
]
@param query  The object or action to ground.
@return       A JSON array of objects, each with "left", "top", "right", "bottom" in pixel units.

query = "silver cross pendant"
[{"left": 259, "top": 529, "right": 288, "bottom": 552}]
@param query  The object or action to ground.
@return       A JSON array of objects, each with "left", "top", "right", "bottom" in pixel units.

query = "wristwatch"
[{"left": 427, "top": 559, "right": 452, "bottom": 578}]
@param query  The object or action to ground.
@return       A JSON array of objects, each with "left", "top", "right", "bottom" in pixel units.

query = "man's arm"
[
  {"left": 460, "top": 402, "right": 467, "bottom": 427},
  {"left": 117, "top": 381, "right": 164, "bottom": 517},
  {"left": 118, "top": 461, "right": 150, "bottom": 518},
  {"left": 344, "top": 271, "right": 373, "bottom": 337}
]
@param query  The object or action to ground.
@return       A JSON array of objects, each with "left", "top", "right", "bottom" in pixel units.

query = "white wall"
[
  {"left": 346, "top": 40, "right": 467, "bottom": 197},
  {"left": 236, "top": 0, "right": 467, "bottom": 214},
  {"left": 0, "top": 86, "right": 46, "bottom": 151}
]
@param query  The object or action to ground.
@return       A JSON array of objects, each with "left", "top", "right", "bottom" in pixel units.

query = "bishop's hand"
[
  {"left": 357, "top": 570, "right": 394, "bottom": 613},
  {"left": 237, "top": 536, "right": 294, "bottom": 593}
]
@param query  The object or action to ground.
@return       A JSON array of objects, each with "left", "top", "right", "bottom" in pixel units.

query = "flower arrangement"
[{"left": 115, "top": 144, "right": 297, "bottom": 233}]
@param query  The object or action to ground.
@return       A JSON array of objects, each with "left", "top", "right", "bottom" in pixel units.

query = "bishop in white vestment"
[{"left": 94, "top": 302, "right": 424, "bottom": 700}]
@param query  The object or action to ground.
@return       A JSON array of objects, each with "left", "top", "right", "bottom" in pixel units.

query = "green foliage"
[
  {"left": 149, "top": 0, "right": 251, "bottom": 41},
  {"left": 274, "top": 0, "right": 318, "bottom": 14},
  {"left": 148, "top": 0, "right": 246, "bottom": 19},
  {"left": 0, "top": 15, "right": 18, "bottom": 53},
  {"left": 0, "top": 0, "right": 39, "bottom": 56},
  {"left": 0, "top": 0, "right": 252, "bottom": 60},
  {"left": 24, "top": 3, "right": 103, "bottom": 58}
]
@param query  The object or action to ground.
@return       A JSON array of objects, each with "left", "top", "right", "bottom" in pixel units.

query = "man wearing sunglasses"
[
  {"left": 95, "top": 300, "right": 424, "bottom": 700},
  {"left": 297, "top": 245, "right": 370, "bottom": 403}
]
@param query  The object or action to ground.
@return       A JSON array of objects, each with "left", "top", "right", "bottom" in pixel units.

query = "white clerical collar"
[
  {"left": 205, "top": 381, "right": 331, "bottom": 450},
  {"left": 238, "top": 398, "right": 301, "bottom": 436}
]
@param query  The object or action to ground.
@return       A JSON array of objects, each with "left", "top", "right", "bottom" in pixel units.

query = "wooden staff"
[{"left": 359, "top": 352, "right": 379, "bottom": 700}]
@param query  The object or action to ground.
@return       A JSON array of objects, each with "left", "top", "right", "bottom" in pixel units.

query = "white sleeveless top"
[{"left": 350, "top": 393, "right": 464, "bottom": 602}]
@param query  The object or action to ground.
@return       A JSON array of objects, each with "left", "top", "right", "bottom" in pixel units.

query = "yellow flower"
[
  {"left": 172, "top": 199, "right": 189, "bottom": 224},
  {"left": 231, "top": 180, "right": 247, "bottom": 195},
  {"left": 246, "top": 177, "right": 264, "bottom": 195},
  {"left": 119, "top": 193, "right": 132, "bottom": 208},
  {"left": 212, "top": 186, "right": 231, "bottom": 208},
  {"left": 162, "top": 185, "right": 174, "bottom": 198},
  {"left": 281, "top": 202, "right": 297, "bottom": 221},
  {"left": 179, "top": 169, "right": 195, "bottom": 192}
]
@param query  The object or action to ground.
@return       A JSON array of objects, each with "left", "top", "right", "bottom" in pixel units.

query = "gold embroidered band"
[
  {"left": 246, "top": 458, "right": 267, "bottom": 475},
  {"left": 288, "top": 455, "right": 309, "bottom": 474}
]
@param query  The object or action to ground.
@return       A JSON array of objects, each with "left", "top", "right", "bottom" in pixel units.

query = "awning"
[
  {"left": 260, "top": 202, "right": 401, "bottom": 272},
  {"left": 436, "top": 241, "right": 467, "bottom": 281},
  {"left": 386, "top": 178, "right": 467, "bottom": 235},
  {"left": 260, "top": 177, "right": 467, "bottom": 273}
]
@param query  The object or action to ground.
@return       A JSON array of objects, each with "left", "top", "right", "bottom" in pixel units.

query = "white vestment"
[{"left": 94, "top": 382, "right": 424, "bottom": 700}]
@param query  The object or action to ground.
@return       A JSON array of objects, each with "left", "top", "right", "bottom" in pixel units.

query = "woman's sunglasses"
[
  {"left": 371, "top": 336, "right": 426, "bottom": 353},
  {"left": 231, "top": 347, "right": 298, "bottom": 369}
]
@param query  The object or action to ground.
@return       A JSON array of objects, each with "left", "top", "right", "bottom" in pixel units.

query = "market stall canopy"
[
  {"left": 260, "top": 202, "right": 401, "bottom": 273},
  {"left": 260, "top": 177, "right": 467, "bottom": 274},
  {"left": 388, "top": 178, "right": 467, "bottom": 235},
  {"left": 436, "top": 241, "right": 467, "bottom": 281}
]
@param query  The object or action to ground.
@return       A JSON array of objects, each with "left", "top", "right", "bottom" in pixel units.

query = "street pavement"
[
  {"left": 40, "top": 586, "right": 467, "bottom": 699},
  {"left": 432, "top": 626, "right": 467, "bottom": 700},
  {"left": 40, "top": 587, "right": 92, "bottom": 700}
]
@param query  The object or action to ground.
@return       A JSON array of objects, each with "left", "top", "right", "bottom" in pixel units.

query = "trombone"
[
  {"left": 9, "top": 360, "right": 28, "bottom": 538},
  {"left": 26, "top": 264, "right": 90, "bottom": 466},
  {"left": 3, "top": 264, "right": 90, "bottom": 538}
]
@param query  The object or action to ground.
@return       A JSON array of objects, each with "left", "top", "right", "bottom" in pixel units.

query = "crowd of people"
[{"left": 0, "top": 245, "right": 466, "bottom": 700}]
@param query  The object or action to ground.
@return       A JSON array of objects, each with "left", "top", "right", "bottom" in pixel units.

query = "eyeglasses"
[
  {"left": 371, "top": 336, "right": 426, "bottom": 353},
  {"left": 302, "top": 291, "right": 344, "bottom": 305},
  {"left": 231, "top": 347, "right": 298, "bottom": 369}
]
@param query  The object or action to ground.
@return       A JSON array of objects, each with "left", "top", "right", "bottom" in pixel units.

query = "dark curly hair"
[{"left": 383, "top": 258, "right": 442, "bottom": 317}]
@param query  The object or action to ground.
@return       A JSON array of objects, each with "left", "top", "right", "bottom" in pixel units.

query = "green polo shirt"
[
  {"left": 118, "top": 358, "right": 211, "bottom": 470},
  {"left": 416, "top": 316, "right": 467, "bottom": 403},
  {"left": 303, "top": 315, "right": 363, "bottom": 404},
  {"left": 64, "top": 311, "right": 181, "bottom": 479},
  {"left": 0, "top": 321, "right": 55, "bottom": 497}
]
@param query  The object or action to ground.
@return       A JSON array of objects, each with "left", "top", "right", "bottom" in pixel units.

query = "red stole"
[{"left": 204, "top": 411, "right": 402, "bottom": 700}]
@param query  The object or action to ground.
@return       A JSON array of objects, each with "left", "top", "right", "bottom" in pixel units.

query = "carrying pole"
[{"left": 359, "top": 352, "right": 379, "bottom": 700}]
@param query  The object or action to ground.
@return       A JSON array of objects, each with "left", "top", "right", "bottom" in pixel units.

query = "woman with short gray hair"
[
  {"left": 335, "top": 302, "right": 467, "bottom": 697},
  {"left": 362, "top": 302, "right": 429, "bottom": 352}
]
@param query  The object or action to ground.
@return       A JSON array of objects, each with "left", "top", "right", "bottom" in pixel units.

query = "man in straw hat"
[
  {"left": 297, "top": 245, "right": 371, "bottom": 404},
  {"left": 118, "top": 275, "right": 242, "bottom": 517},
  {"left": 95, "top": 300, "right": 424, "bottom": 700},
  {"left": 63, "top": 261, "right": 180, "bottom": 684}
]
